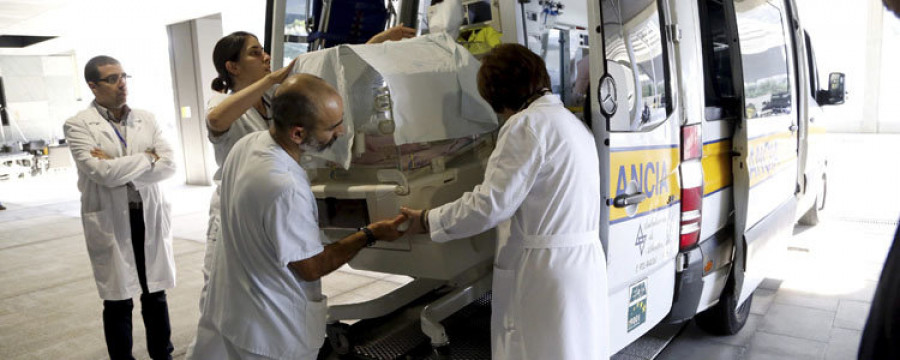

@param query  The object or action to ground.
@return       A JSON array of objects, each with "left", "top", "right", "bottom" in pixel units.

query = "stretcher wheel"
[
  {"left": 326, "top": 322, "right": 352, "bottom": 355},
  {"left": 432, "top": 344, "right": 452, "bottom": 359}
]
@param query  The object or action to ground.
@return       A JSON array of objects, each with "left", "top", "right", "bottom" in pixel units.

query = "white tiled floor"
[{"left": 0, "top": 168, "right": 410, "bottom": 360}]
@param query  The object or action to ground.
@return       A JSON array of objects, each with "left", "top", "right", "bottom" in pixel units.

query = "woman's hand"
[
  {"left": 267, "top": 57, "right": 298, "bottom": 84},
  {"left": 399, "top": 207, "right": 429, "bottom": 235},
  {"left": 367, "top": 24, "right": 416, "bottom": 44}
]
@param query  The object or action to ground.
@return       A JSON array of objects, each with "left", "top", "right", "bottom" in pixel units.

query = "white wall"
[
  {"left": 878, "top": 12, "right": 900, "bottom": 133},
  {"left": 0, "top": 55, "right": 81, "bottom": 144},
  {"left": 795, "top": 0, "right": 868, "bottom": 133},
  {"left": 795, "top": 0, "right": 900, "bottom": 133},
  {"left": 63, "top": 0, "right": 268, "bottom": 138},
  {"left": 0, "top": 0, "right": 269, "bottom": 182}
]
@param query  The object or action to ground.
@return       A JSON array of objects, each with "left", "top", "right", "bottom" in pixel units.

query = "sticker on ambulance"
[{"left": 627, "top": 279, "right": 648, "bottom": 332}]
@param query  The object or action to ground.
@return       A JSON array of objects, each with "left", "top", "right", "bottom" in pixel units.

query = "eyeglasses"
[{"left": 94, "top": 73, "right": 131, "bottom": 85}]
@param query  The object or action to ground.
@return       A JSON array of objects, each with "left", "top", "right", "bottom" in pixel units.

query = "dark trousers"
[
  {"left": 859, "top": 224, "right": 900, "bottom": 359},
  {"left": 102, "top": 208, "right": 173, "bottom": 360}
]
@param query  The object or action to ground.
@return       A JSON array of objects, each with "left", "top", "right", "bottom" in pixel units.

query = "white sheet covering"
[{"left": 291, "top": 33, "right": 498, "bottom": 169}]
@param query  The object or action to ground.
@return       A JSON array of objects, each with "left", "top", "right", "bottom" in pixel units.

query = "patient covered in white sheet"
[{"left": 291, "top": 33, "right": 498, "bottom": 170}]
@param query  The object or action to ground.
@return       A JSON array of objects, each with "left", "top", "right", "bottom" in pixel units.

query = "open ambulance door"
[
  {"left": 729, "top": 0, "right": 800, "bottom": 307},
  {"left": 587, "top": 0, "right": 681, "bottom": 352}
]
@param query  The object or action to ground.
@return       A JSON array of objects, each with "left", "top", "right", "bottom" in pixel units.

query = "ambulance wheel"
[
  {"left": 695, "top": 277, "right": 752, "bottom": 335},
  {"left": 799, "top": 174, "right": 826, "bottom": 226},
  {"left": 326, "top": 322, "right": 352, "bottom": 355}
]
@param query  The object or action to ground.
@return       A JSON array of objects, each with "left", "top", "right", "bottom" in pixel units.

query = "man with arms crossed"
[{"left": 64, "top": 55, "right": 177, "bottom": 360}]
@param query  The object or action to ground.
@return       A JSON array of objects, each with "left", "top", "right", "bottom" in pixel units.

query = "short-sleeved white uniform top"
[{"left": 202, "top": 130, "right": 327, "bottom": 359}]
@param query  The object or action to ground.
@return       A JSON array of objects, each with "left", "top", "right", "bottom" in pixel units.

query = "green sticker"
[
  {"left": 627, "top": 299, "right": 647, "bottom": 332},
  {"left": 630, "top": 282, "right": 647, "bottom": 302}
]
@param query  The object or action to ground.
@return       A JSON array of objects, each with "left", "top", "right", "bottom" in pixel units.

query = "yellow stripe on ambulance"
[
  {"left": 610, "top": 146, "right": 681, "bottom": 223},
  {"left": 747, "top": 132, "right": 797, "bottom": 188}
]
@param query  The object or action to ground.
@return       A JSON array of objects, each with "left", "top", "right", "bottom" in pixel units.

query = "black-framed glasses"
[{"left": 95, "top": 73, "right": 131, "bottom": 85}]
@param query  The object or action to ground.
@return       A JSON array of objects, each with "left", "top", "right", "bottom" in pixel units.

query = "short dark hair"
[
  {"left": 887, "top": 0, "right": 900, "bottom": 17},
  {"left": 84, "top": 55, "right": 120, "bottom": 83},
  {"left": 211, "top": 31, "right": 256, "bottom": 92},
  {"left": 271, "top": 88, "right": 319, "bottom": 132},
  {"left": 477, "top": 43, "right": 551, "bottom": 113}
]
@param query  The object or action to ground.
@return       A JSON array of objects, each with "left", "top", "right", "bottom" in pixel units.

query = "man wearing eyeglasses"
[{"left": 63, "top": 55, "right": 177, "bottom": 360}]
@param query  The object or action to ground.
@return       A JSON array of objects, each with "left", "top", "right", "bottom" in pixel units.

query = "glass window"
[
  {"left": 804, "top": 31, "right": 819, "bottom": 96},
  {"left": 601, "top": 0, "right": 670, "bottom": 132},
  {"left": 734, "top": 0, "right": 792, "bottom": 119},
  {"left": 699, "top": 0, "right": 740, "bottom": 121},
  {"left": 284, "top": 0, "right": 311, "bottom": 65}
]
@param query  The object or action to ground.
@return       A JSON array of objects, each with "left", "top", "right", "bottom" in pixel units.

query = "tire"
[
  {"left": 799, "top": 174, "right": 827, "bottom": 226},
  {"left": 695, "top": 276, "right": 753, "bottom": 335}
]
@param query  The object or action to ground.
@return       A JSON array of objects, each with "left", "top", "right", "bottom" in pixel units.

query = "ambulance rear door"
[
  {"left": 729, "top": 0, "right": 800, "bottom": 306},
  {"left": 587, "top": 0, "right": 681, "bottom": 351}
]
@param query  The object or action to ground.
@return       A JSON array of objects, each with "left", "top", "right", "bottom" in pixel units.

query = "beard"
[{"left": 300, "top": 133, "right": 337, "bottom": 153}]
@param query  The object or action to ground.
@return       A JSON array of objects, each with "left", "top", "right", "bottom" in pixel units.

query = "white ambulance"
[
  {"left": 475, "top": 0, "right": 845, "bottom": 351},
  {"left": 264, "top": 0, "right": 846, "bottom": 355}
]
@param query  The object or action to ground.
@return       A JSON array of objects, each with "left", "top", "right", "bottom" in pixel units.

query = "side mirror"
[{"left": 818, "top": 72, "right": 846, "bottom": 105}]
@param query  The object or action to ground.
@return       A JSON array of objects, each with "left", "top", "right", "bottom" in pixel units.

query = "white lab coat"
[
  {"left": 63, "top": 105, "right": 177, "bottom": 301},
  {"left": 428, "top": 95, "right": 609, "bottom": 359}
]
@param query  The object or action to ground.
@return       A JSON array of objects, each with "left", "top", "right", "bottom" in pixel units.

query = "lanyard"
[{"left": 108, "top": 121, "right": 127, "bottom": 148}]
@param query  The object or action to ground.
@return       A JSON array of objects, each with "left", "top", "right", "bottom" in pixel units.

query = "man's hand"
[
  {"left": 367, "top": 214, "right": 409, "bottom": 242},
  {"left": 267, "top": 57, "right": 298, "bottom": 84},
  {"left": 90, "top": 148, "right": 112, "bottom": 160},
  {"left": 400, "top": 207, "right": 428, "bottom": 235},
  {"left": 367, "top": 24, "right": 416, "bottom": 44},
  {"left": 145, "top": 148, "right": 160, "bottom": 163}
]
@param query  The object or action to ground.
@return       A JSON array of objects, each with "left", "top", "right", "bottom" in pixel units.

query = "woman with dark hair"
[
  {"left": 185, "top": 31, "right": 294, "bottom": 360},
  {"left": 198, "top": 31, "right": 295, "bottom": 313},
  {"left": 199, "top": 25, "right": 416, "bottom": 303},
  {"left": 402, "top": 43, "right": 608, "bottom": 359}
]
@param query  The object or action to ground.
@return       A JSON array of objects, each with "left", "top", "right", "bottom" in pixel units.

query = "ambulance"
[{"left": 265, "top": 0, "right": 846, "bottom": 355}]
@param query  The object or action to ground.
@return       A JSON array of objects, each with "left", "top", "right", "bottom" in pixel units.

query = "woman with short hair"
[{"left": 403, "top": 43, "right": 609, "bottom": 359}]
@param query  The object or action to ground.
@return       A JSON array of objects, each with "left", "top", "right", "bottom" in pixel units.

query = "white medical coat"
[
  {"left": 196, "top": 131, "right": 327, "bottom": 359},
  {"left": 201, "top": 93, "right": 272, "bottom": 279},
  {"left": 428, "top": 95, "right": 610, "bottom": 359},
  {"left": 63, "top": 105, "right": 177, "bottom": 301}
]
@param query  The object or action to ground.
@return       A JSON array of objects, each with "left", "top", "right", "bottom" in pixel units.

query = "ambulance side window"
[
  {"left": 698, "top": 0, "right": 739, "bottom": 121},
  {"left": 601, "top": 0, "right": 671, "bottom": 132},
  {"left": 734, "top": 0, "right": 792, "bottom": 119},
  {"left": 805, "top": 31, "right": 820, "bottom": 98}
]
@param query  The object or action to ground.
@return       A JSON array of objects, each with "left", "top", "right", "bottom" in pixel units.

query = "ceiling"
[{"left": 0, "top": 0, "right": 227, "bottom": 55}]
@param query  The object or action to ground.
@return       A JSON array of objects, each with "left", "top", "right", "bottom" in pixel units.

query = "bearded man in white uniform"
[
  {"left": 190, "top": 74, "right": 407, "bottom": 360},
  {"left": 403, "top": 44, "right": 609, "bottom": 359}
]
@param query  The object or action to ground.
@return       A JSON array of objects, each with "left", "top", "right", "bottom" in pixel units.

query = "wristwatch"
[{"left": 358, "top": 227, "right": 377, "bottom": 247}]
